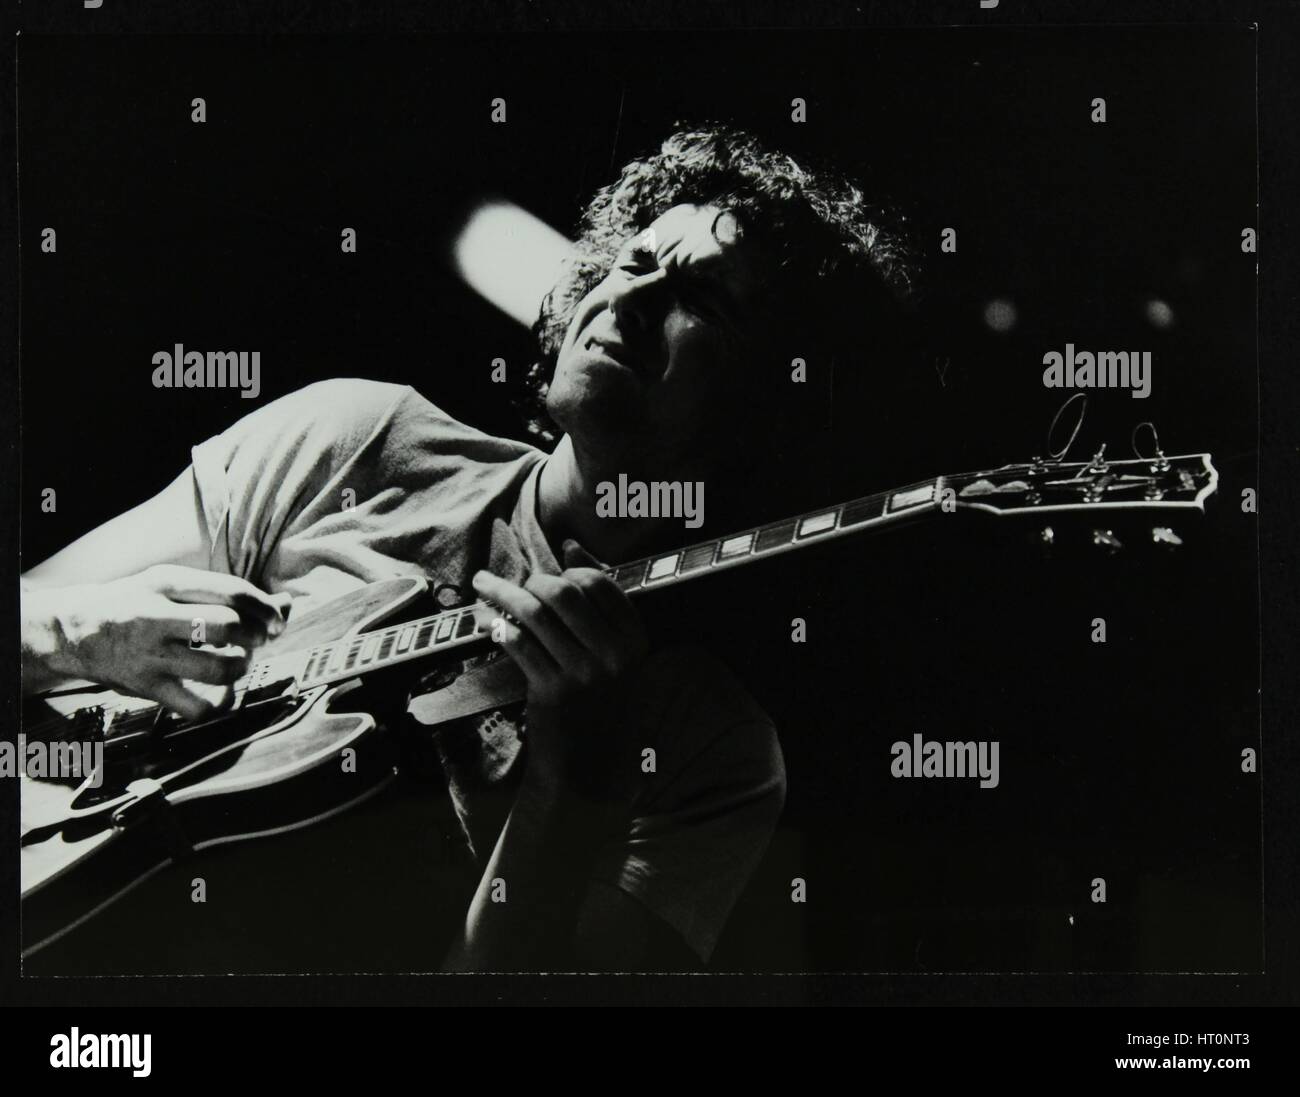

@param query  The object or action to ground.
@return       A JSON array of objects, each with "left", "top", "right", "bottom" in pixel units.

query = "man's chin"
[{"left": 547, "top": 369, "right": 645, "bottom": 450}]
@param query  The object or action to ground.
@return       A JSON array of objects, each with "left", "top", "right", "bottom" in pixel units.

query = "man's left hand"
[{"left": 470, "top": 540, "right": 648, "bottom": 792}]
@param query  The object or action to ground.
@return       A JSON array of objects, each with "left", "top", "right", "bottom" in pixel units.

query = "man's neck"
[{"left": 536, "top": 435, "right": 678, "bottom": 565}]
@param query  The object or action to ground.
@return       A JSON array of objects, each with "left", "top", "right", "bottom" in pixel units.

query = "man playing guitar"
[{"left": 20, "top": 125, "right": 916, "bottom": 971}]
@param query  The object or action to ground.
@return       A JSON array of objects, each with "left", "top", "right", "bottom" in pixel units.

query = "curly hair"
[{"left": 515, "top": 122, "right": 919, "bottom": 447}]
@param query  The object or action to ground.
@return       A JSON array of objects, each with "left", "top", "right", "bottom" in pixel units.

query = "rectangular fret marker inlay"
[
  {"left": 435, "top": 615, "right": 455, "bottom": 641},
  {"left": 887, "top": 484, "right": 935, "bottom": 512},
  {"left": 797, "top": 511, "right": 837, "bottom": 538},
  {"left": 360, "top": 636, "right": 379, "bottom": 662},
  {"left": 614, "top": 563, "right": 647, "bottom": 591},
  {"left": 718, "top": 533, "right": 754, "bottom": 560},
  {"left": 396, "top": 626, "right": 414, "bottom": 653},
  {"left": 646, "top": 555, "right": 678, "bottom": 582}
]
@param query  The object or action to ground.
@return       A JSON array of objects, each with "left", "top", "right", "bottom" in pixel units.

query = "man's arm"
[
  {"left": 441, "top": 539, "right": 698, "bottom": 971},
  {"left": 23, "top": 468, "right": 210, "bottom": 587},
  {"left": 440, "top": 751, "right": 619, "bottom": 972},
  {"left": 22, "top": 468, "right": 289, "bottom": 718},
  {"left": 441, "top": 704, "right": 701, "bottom": 973}
]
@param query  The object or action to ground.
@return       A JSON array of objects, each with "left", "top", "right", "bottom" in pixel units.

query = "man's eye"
[
  {"left": 611, "top": 257, "right": 721, "bottom": 321},
  {"left": 618, "top": 251, "right": 657, "bottom": 275}
]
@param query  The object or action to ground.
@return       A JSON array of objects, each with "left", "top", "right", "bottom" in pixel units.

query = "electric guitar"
[{"left": 19, "top": 447, "right": 1219, "bottom": 957}]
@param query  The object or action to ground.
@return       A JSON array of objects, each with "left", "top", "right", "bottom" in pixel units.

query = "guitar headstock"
[{"left": 948, "top": 450, "right": 1217, "bottom": 551}]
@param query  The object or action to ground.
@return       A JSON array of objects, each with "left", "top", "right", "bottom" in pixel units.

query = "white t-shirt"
[{"left": 188, "top": 378, "right": 785, "bottom": 961}]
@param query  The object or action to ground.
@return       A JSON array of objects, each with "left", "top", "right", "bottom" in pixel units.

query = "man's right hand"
[{"left": 21, "top": 565, "right": 292, "bottom": 721}]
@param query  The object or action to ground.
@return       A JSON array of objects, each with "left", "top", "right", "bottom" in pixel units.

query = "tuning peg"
[
  {"left": 1092, "top": 528, "right": 1122, "bottom": 553},
  {"left": 1036, "top": 526, "right": 1055, "bottom": 550},
  {"left": 1151, "top": 526, "right": 1183, "bottom": 548}
]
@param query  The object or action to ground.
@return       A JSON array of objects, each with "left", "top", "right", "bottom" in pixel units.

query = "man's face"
[{"left": 547, "top": 203, "right": 773, "bottom": 475}]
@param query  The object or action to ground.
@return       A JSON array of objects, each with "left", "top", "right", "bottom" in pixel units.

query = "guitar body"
[{"left": 21, "top": 576, "right": 431, "bottom": 959}]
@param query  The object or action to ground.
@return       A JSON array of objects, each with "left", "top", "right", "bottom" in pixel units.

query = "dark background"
[{"left": 17, "top": 28, "right": 1258, "bottom": 973}]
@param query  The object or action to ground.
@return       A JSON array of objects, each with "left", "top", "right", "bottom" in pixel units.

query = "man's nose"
[{"left": 607, "top": 268, "right": 669, "bottom": 334}]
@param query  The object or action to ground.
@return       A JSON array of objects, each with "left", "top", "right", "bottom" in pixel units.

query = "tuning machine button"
[
  {"left": 1151, "top": 526, "right": 1183, "bottom": 548},
  {"left": 1037, "top": 526, "right": 1055, "bottom": 547},
  {"left": 1092, "top": 529, "right": 1122, "bottom": 553}
]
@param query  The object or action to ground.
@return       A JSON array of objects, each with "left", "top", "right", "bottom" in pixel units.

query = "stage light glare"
[
  {"left": 452, "top": 199, "right": 572, "bottom": 327},
  {"left": 983, "top": 298, "right": 1017, "bottom": 333},
  {"left": 1145, "top": 298, "right": 1175, "bottom": 329}
]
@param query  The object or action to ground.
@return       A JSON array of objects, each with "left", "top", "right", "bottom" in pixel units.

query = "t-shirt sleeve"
[
  {"left": 189, "top": 378, "right": 413, "bottom": 582},
  {"left": 594, "top": 645, "right": 787, "bottom": 963}
]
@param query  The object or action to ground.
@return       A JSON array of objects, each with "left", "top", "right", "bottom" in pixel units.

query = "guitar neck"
[
  {"left": 274, "top": 476, "right": 945, "bottom": 694},
  {"left": 608, "top": 478, "right": 942, "bottom": 595},
  {"left": 232, "top": 445, "right": 1218, "bottom": 700}
]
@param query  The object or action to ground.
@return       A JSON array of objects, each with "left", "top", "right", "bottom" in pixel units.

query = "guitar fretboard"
[
  {"left": 607, "top": 479, "right": 941, "bottom": 591},
  {"left": 265, "top": 477, "right": 944, "bottom": 694}
]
